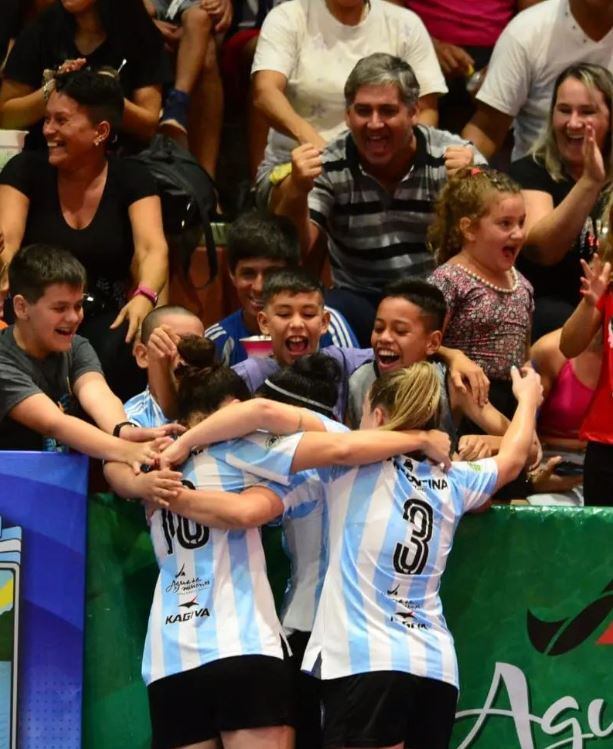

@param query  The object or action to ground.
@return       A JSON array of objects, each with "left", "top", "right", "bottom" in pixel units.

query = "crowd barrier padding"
[
  {"left": 80, "top": 499, "right": 612, "bottom": 748},
  {"left": 0, "top": 452, "right": 88, "bottom": 749}
]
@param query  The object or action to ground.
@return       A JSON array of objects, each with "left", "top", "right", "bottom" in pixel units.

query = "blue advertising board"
[{"left": 0, "top": 453, "right": 88, "bottom": 749}]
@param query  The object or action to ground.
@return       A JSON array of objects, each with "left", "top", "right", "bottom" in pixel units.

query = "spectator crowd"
[{"left": 0, "top": 1, "right": 611, "bottom": 748}]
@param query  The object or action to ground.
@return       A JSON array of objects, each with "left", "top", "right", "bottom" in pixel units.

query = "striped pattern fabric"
[
  {"left": 301, "top": 457, "right": 498, "bottom": 686},
  {"left": 227, "top": 432, "right": 497, "bottom": 688},
  {"left": 309, "top": 126, "right": 486, "bottom": 294},
  {"left": 124, "top": 387, "right": 168, "bottom": 427},
  {"left": 142, "top": 433, "right": 302, "bottom": 685}
]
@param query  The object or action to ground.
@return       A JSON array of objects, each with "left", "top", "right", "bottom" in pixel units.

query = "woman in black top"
[
  {"left": 509, "top": 63, "right": 613, "bottom": 340},
  {"left": 0, "top": 69, "right": 168, "bottom": 400},
  {"left": 0, "top": 0, "right": 166, "bottom": 151}
]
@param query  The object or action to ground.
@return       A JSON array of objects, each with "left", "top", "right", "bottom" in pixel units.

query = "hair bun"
[
  {"left": 292, "top": 352, "right": 342, "bottom": 386},
  {"left": 177, "top": 335, "right": 216, "bottom": 368},
  {"left": 175, "top": 335, "right": 218, "bottom": 383}
]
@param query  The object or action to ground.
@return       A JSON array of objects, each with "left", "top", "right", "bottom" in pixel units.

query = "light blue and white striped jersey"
[
  {"left": 228, "top": 414, "right": 348, "bottom": 634},
  {"left": 124, "top": 387, "right": 169, "bottom": 428},
  {"left": 228, "top": 439, "right": 498, "bottom": 688},
  {"left": 142, "top": 432, "right": 302, "bottom": 686},
  {"left": 278, "top": 416, "right": 348, "bottom": 634},
  {"left": 280, "top": 473, "right": 326, "bottom": 634}
]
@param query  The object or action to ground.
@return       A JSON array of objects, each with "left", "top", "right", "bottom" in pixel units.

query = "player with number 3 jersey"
[{"left": 160, "top": 361, "right": 543, "bottom": 749}]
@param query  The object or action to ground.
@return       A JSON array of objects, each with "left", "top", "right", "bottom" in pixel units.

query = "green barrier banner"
[
  {"left": 83, "top": 494, "right": 289, "bottom": 749},
  {"left": 442, "top": 506, "right": 612, "bottom": 748},
  {"left": 84, "top": 498, "right": 612, "bottom": 748}
]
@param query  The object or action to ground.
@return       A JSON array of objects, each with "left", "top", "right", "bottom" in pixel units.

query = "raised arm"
[
  {"left": 121, "top": 84, "right": 162, "bottom": 142},
  {"left": 493, "top": 367, "right": 543, "bottom": 491},
  {"left": 161, "top": 398, "right": 452, "bottom": 470},
  {"left": 0, "top": 79, "right": 45, "bottom": 129},
  {"left": 521, "top": 127, "right": 606, "bottom": 266},
  {"left": 560, "top": 256, "right": 609, "bottom": 358},
  {"left": 160, "top": 398, "right": 325, "bottom": 467},
  {"left": 252, "top": 70, "right": 326, "bottom": 149},
  {"left": 271, "top": 143, "right": 324, "bottom": 259},
  {"left": 0, "top": 185, "right": 28, "bottom": 296},
  {"left": 289, "top": 428, "right": 451, "bottom": 472},
  {"left": 462, "top": 103, "right": 513, "bottom": 159},
  {"left": 164, "top": 429, "right": 452, "bottom": 525}
]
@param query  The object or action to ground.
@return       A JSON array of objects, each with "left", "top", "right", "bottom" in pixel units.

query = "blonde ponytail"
[{"left": 369, "top": 362, "right": 441, "bottom": 432}]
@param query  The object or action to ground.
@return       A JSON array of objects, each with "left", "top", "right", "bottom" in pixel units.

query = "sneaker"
[{"left": 159, "top": 88, "right": 190, "bottom": 135}]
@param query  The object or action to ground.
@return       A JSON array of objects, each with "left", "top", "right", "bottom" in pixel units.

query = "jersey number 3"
[{"left": 393, "top": 499, "right": 433, "bottom": 575}]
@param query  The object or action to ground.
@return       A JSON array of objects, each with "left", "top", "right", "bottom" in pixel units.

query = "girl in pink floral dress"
[{"left": 428, "top": 167, "right": 533, "bottom": 418}]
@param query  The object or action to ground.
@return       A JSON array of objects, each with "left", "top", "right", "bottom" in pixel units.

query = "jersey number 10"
[{"left": 161, "top": 480, "right": 210, "bottom": 554}]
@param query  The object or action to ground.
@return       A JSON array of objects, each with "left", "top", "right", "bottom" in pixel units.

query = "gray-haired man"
[{"left": 274, "top": 53, "right": 485, "bottom": 344}]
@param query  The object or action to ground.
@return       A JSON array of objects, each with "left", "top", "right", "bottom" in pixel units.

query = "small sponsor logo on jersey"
[
  {"left": 166, "top": 575, "right": 210, "bottom": 595},
  {"left": 396, "top": 458, "right": 448, "bottom": 490},
  {"left": 179, "top": 597, "right": 200, "bottom": 609},
  {"left": 265, "top": 435, "right": 280, "bottom": 449},
  {"left": 165, "top": 602, "right": 210, "bottom": 625},
  {"left": 466, "top": 462, "right": 482, "bottom": 472},
  {"left": 387, "top": 587, "right": 427, "bottom": 629},
  {"left": 420, "top": 478, "right": 448, "bottom": 490},
  {"left": 391, "top": 610, "right": 429, "bottom": 630}
]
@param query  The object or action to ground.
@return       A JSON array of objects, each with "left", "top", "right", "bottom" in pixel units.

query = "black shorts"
[
  {"left": 148, "top": 655, "right": 295, "bottom": 749},
  {"left": 288, "top": 630, "right": 323, "bottom": 749},
  {"left": 322, "top": 671, "right": 458, "bottom": 749}
]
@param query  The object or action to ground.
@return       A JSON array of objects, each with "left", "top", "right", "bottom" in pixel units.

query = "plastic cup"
[
  {"left": 240, "top": 335, "right": 273, "bottom": 358},
  {"left": 0, "top": 130, "right": 27, "bottom": 172}
]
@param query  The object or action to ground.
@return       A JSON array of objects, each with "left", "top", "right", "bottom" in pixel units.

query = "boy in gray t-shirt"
[{"left": 0, "top": 244, "right": 170, "bottom": 467}]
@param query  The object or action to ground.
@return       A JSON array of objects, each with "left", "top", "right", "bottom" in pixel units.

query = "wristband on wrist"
[
  {"left": 131, "top": 284, "right": 159, "bottom": 306},
  {"left": 113, "top": 421, "right": 137, "bottom": 438},
  {"left": 42, "top": 77, "right": 56, "bottom": 103}
]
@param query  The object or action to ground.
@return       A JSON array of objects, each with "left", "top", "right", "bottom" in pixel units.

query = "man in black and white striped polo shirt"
[{"left": 275, "top": 53, "right": 486, "bottom": 345}]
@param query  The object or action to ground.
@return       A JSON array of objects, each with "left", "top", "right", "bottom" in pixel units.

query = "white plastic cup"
[{"left": 0, "top": 130, "right": 27, "bottom": 172}]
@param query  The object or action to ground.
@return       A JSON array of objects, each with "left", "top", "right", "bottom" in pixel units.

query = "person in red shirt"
[{"left": 560, "top": 208, "right": 613, "bottom": 506}]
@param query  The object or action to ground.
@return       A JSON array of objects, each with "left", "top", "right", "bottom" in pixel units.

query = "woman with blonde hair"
[
  {"left": 159, "top": 360, "right": 543, "bottom": 749},
  {"left": 509, "top": 63, "right": 613, "bottom": 339}
]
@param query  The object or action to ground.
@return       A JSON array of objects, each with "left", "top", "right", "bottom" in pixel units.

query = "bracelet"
[
  {"left": 131, "top": 283, "right": 159, "bottom": 306},
  {"left": 42, "top": 77, "right": 55, "bottom": 103},
  {"left": 113, "top": 421, "right": 137, "bottom": 438}
]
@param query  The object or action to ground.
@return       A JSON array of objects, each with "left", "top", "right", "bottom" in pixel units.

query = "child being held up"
[
  {"left": 205, "top": 210, "right": 357, "bottom": 366},
  {"left": 428, "top": 167, "right": 533, "bottom": 420},
  {"left": 0, "top": 244, "right": 172, "bottom": 468}
]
